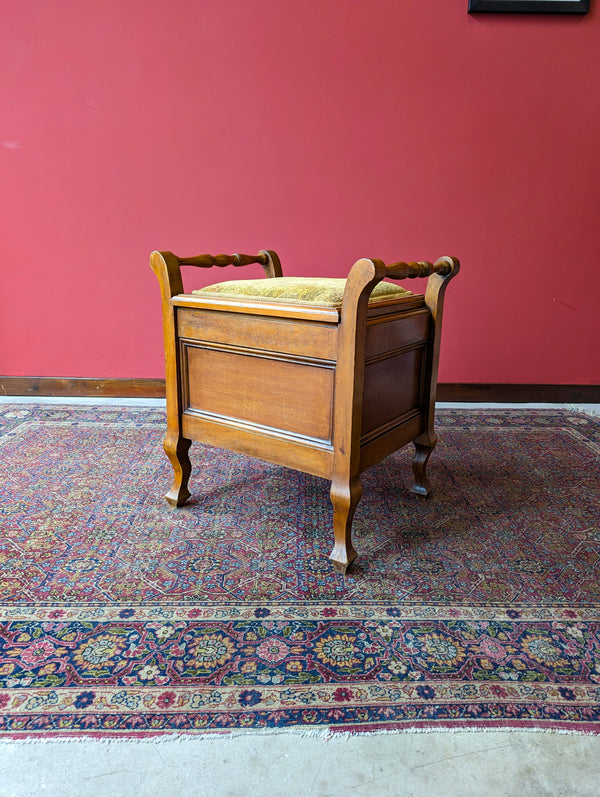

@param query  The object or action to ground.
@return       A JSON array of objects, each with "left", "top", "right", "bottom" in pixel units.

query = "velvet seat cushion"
[{"left": 193, "top": 277, "right": 412, "bottom": 309}]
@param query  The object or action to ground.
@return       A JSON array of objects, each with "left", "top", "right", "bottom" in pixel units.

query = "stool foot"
[
  {"left": 164, "top": 434, "right": 192, "bottom": 507},
  {"left": 329, "top": 551, "right": 357, "bottom": 574},
  {"left": 411, "top": 439, "right": 436, "bottom": 498},
  {"left": 329, "top": 477, "right": 361, "bottom": 572}
]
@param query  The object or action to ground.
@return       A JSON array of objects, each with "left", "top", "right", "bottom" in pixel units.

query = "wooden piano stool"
[{"left": 151, "top": 249, "right": 459, "bottom": 572}]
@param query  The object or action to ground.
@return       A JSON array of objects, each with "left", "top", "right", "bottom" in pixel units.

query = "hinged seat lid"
[{"left": 193, "top": 277, "right": 412, "bottom": 309}]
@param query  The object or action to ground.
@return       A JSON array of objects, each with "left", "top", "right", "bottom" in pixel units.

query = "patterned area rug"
[{"left": 1, "top": 404, "right": 599, "bottom": 738}]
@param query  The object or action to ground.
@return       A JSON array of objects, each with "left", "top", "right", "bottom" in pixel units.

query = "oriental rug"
[{"left": 0, "top": 404, "right": 599, "bottom": 738}]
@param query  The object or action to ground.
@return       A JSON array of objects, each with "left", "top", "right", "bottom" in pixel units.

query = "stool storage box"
[{"left": 151, "top": 249, "right": 459, "bottom": 572}]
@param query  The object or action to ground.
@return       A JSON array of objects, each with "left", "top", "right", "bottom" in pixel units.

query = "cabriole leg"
[
  {"left": 329, "top": 477, "right": 361, "bottom": 573},
  {"left": 163, "top": 433, "right": 192, "bottom": 507},
  {"left": 411, "top": 436, "right": 437, "bottom": 498}
]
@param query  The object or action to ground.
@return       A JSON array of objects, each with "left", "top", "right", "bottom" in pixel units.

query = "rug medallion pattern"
[{"left": 0, "top": 405, "right": 599, "bottom": 736}]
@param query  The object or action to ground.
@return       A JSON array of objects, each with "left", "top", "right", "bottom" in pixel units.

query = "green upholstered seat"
[{"left": 193, "top": 277, "right": 412, "bottom": 309}]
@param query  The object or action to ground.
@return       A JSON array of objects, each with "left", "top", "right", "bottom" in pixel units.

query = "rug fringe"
[{"left": 1, "top": 724, "right": 599, "bottom": 744}]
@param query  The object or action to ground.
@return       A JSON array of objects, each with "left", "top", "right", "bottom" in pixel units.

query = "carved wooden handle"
[
  {"left": 177, "top": 253, "right": 269, "bottom": 268},
  {"left": 385, "top": 257, "right": 455, "bottom": 280}
]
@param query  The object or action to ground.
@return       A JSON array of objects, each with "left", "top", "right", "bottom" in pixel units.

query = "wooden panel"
[
  {"left": 183, "top": 344, "right": 334, "bottom": 442},
  {"left": 177, "top": 308, "right": 338, "bottom": 361},
  {"left": 366, "top": 295, "right": 425, "bottom": 319},
  {"left": 181, "top": 411, "right": 333, "bottom": 479},
  {"left": 172, "top": 294, "right": 340, "bottom": 323},
  {"left": 359, "top": 413, "right": 423, "bottom": 472},
  {"left": 361, "top": 348, "right": 423, "bottom": 437},
  {"left": 365, "top": 309, "right": 430, "bottom": 360}
]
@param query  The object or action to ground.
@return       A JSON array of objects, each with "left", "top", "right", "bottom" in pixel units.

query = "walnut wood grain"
[
  {"left": 177, "top": 308, "right": 338, "bottom": 360},
  {"left": 183, "top": 343, "right": 335, "bottom": 442}
]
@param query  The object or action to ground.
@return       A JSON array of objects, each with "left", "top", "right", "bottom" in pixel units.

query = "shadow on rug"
[{"left": 0, "top": 405, "right": 599, "bottom": 737}]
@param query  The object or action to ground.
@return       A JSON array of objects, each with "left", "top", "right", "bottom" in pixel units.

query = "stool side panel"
[
  {"left": 365, "top": 309, "right": 430, "bottom": 360},
  {"left": 361, "top": 348, "right": 424, "bottom": 439},
  {"left": 359, "top": 414, "right": 423, "bottom": 472}
]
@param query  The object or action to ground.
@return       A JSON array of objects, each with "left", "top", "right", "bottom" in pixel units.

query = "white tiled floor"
[{"left": 1, "top": 400, "right": 599, "bottom": 796}]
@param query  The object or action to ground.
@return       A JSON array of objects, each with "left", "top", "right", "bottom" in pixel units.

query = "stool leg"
[
  {"left": 329, "top": 477, "right": 360, "bottom": 573},
  {"left": 411, "top": 434, "right": 437, "bottom": 498},
  {"left": 164, "top": 433, "right": 192, "bottom": 507}
]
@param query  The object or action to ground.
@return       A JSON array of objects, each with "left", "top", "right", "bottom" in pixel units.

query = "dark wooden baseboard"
[
  {"left": 0, "top": 377, "right": 166, "bottom": 399},
  {"left": 437, "top": 383, "right": 600, "bottom": 403},
  {"left": 1, "top": 377, "right": 599, "bottom": 403}
]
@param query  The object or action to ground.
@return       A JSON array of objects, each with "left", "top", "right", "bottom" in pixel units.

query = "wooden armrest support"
[
  {"left": 342, "top": 256, "right": 460, "bottom": 305},
  {"left": 337, "top": 254, "right": 460, "bottom": 482},
  {"left": 150, "top": 249, "right": 283, "bottom": 302}
]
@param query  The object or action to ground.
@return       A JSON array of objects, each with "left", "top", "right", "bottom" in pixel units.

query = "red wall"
[{"left": 2, "top": 0, "right": 599, "bottom": 384}]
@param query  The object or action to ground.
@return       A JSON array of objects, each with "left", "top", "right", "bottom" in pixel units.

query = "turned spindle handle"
[
  {"left": 385, "top": 257, "right": 456, "bottom": 281},
  {"left": 176, "top": 252, "right": 270, "bottom": 268}
]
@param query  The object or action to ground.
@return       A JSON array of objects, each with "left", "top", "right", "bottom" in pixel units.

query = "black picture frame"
[{"left": 468, "top": 0, "right": 589, "bottom": 12}]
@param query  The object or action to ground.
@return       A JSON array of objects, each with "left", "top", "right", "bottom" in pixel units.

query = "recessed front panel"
[{"left": 182, "top": 343, "right": 334, "bottom": 443}]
